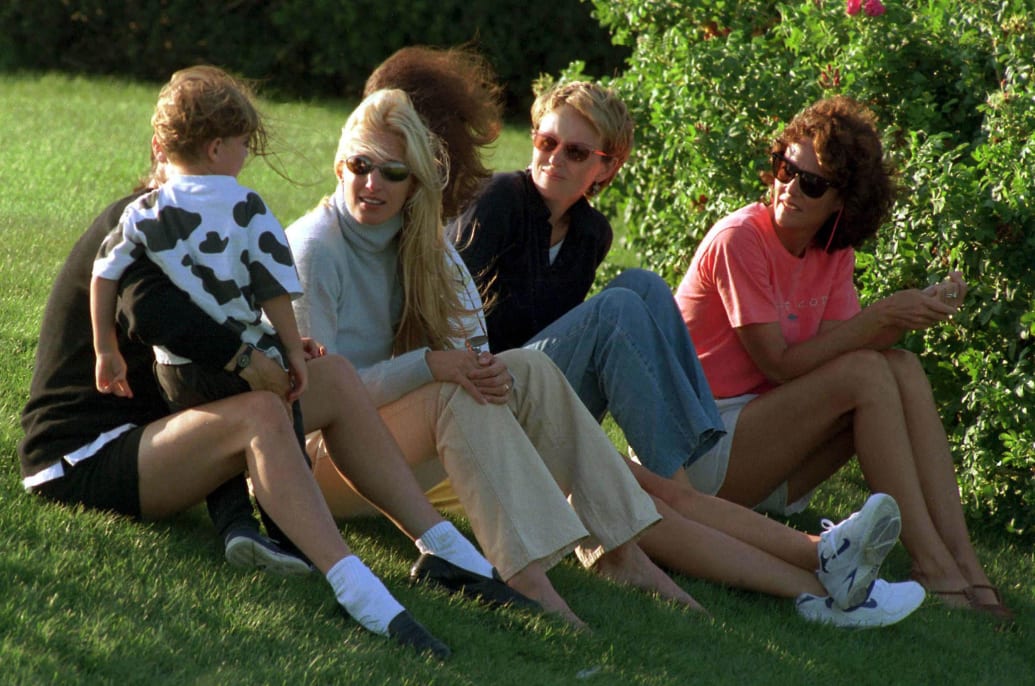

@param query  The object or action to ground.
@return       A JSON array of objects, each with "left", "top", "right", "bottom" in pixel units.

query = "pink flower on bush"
[
  {"left": 863, "top": 0, "right": 886, "bottom": 16},
  {"left": 846, "top": 0, "right": 862, "bottom": 15}
]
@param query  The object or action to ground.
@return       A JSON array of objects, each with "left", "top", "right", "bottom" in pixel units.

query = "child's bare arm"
[
  {"left": 90, "top": 275, "right": 133, "bottom": 397},
  {"left": 262, "top": 294, "right": 308, "bottom": 401}
]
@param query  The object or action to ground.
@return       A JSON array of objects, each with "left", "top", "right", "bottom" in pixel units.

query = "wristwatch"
[{"left": 232, "top": 345, "right": 254, "bottom": 375}]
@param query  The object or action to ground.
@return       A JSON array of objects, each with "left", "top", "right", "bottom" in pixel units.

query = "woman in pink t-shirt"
[{"left": 676, "top": 96, "right": 1010, "bottom": 623}]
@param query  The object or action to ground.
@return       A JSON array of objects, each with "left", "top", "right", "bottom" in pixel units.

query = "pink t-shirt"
[{"left": 675, "top": 202, "right": 860, "bottom": 398}]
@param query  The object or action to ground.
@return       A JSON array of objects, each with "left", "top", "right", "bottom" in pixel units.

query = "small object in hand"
[{"left": 937, "top": 279, "right": 960, "bottom": 305}]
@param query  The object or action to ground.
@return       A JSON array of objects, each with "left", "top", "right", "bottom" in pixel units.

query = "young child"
[{"left": 90, "top": 65, "right": 310, "bottom": 575}]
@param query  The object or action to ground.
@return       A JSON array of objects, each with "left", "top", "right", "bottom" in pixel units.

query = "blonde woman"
[{"left": 287, "top": 89, "right": 700, "bottom": 628}]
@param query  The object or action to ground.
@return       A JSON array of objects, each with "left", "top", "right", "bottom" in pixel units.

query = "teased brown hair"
[{"left": 365, "top": 45, "right": 503, "bottom": 219}]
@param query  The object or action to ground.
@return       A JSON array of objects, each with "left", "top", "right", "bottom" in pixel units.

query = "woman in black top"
[{"left": 450, "top": 80, "right": 725, "bottom": 484}]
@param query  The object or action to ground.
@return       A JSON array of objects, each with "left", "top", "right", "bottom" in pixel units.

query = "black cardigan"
[{"left": 448, "top": 170, "right": 612, "bottom": 352}]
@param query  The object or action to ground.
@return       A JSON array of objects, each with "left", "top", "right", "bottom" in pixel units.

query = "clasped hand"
[
  {"left": 425, "top": 349, "right": 513, "bottom": 405},
  {"left": 886, "top": 271, "right": 967, "bottom": 331}
]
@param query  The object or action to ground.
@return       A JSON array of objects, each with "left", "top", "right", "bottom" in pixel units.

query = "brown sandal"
[
  {"left": 911, "top": 571, "right": 975, "bottom": 609},
  {"left": 925, "top": 586, "right": 977, "bottom": 610},
  {"left": 968, "top": 584, "right": 1016, "bottom": 627}
]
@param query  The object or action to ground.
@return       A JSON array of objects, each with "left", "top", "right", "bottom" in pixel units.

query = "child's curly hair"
[{"left": 151, "top": 65, "right": 267, "bottom": 163}]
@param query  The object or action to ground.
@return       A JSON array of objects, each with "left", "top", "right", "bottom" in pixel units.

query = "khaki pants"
[{"left": 309, "top": 348, "right": 659, "bottom": 579}]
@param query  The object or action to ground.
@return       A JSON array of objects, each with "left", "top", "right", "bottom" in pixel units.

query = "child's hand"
[
  {"left": 285, "top": 348, "right": 308, "bottom": 402},
  {"left": 301, "top": 337, "right": 327, "bottom": 361},
  {"left": 96, "top": 351, "right": 134, "bottom": 398}
]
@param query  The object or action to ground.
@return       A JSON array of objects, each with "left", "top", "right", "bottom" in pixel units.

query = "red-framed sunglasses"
[{"left": 532, "top": 131, "right": 610, "bottom": 163}]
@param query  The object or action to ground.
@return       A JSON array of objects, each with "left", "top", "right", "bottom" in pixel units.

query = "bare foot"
[
  {"left": 593, "top": 542, "right": 709, "bottom": 616},
  {"left": 507, "top": 562, "right": 588, "bottom": 630}
]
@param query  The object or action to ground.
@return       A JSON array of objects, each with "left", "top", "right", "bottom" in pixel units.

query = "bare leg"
[
  {"left": 634, "top": 462, "right": 818, "bottom": 572},
  {"left": 134, "top": 373, "right": 455, "bottom": 654},
  {"left": 137, "top": 391, "right": 349, "bottom": 573},
  {"left": 783, "top": 426, "right": 856, "bottom": 505},
  {"left": 718, "top": 377, "right": 853, "bottom": 508},
  {"left": 883, "top": 350, "right": 996, "bottom": 601},
  {"left": 300, "top": 354, "right": 444, "bottom": 541},
  {"left": 634, "top": 493, "right": 825, "bottom": 598},
  {"left": 723, "top": 350, "right": 972, "bottom": 597}
]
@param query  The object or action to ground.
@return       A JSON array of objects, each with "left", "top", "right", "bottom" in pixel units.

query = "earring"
[{"left": 588, "top": 181, "right": 602, "bottom": 196}]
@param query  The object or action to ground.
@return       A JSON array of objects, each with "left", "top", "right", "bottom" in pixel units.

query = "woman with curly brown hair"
[{"left": 675, "top": 95, "right": 1011, "bottom": 623}]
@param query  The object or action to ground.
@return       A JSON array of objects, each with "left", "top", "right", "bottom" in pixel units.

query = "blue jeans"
[{"left": 523, "top": 269, "right": 725, "bottom": 477}]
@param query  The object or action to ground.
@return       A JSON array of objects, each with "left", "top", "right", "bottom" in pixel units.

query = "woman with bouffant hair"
[
  {"left": 364, "top": 45, "right": 503, "bottom": 219},
  {"left": 676, "top": 95, "right": 1011, "bottom": 623}
]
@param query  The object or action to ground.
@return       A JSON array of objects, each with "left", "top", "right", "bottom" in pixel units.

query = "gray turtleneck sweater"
[{"left": 287, "top": 188, "right": 486, "bottom": 407}]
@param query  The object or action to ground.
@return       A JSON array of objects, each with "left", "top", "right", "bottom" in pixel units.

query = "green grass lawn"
[{"left": 1, "top": 72, "right": 1033, "bottom": 686}]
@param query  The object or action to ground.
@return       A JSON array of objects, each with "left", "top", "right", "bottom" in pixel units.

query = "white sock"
[
  {"left": 415, "top": 521, "right": 495, "bottom": 578},
  {"left": 326, "top": 555, "right": 404, "bottom": 636}
]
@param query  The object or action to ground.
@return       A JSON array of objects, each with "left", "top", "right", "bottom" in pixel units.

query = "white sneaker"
[
  {"left": 817, "top": 493, "right": 901, "bottom": 609},
  {"left": 795, "top": 579, "right": 926, "bottom": 629}
]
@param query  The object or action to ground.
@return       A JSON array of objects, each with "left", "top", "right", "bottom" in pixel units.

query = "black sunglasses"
[
  {"left": 345, "top": 154, "right": 411, "bottom": 183},
  {"left": 531, "top": 131, "right": 610, "bottom": 163},
  {"left": 771, "top": 151, "right": 838, "bottom": 199}
]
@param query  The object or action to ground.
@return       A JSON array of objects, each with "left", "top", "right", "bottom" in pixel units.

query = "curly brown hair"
[
  {"left": 364, "top": 45, "right": 503, "bottom": 219},
  {"left": 763, "top": 95, "right": 896, "bottom": 252},
  {"left": 151, "top": 65, "right": 267, "bottom": 164}
]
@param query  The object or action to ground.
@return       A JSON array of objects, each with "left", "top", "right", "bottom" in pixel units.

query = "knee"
[
  {"left": 498, "top": 347, "right": 552, "bottom": 373},
  {"left": 496, "top": 348, "right": 572, "bottom": 407},
  {"left": 311, "top": 353, "right": 361, "bottom": 395},
  {"left": 498, "top": 347, "right": 556, "bottom": 386},
  {"left": 593, "top": 286, "right": 652, "bottom": 327},
  {"left": 828, "top": 349, "right": 897, "bottom": 398},
  {"left": 238, "top": 390, "right": 293, "bottom": 432},
  {"left": 608, "top": 268, "right": 670, "bottom": 298},
  {"left": 882, "top": 348, "right": 927, "bottom": 382}
]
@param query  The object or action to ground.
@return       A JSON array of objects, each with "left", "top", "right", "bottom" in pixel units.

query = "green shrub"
[
  {"left": 581, "top": 0, "right": 1035, "bottom": 535},
  {"left": 0, "top": 0, "right": 626, "bottom": 112}
]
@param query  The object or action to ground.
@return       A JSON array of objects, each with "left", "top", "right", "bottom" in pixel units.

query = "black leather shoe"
[
  {"left": 387, "top": 610, "right": 451, "bottom": 661},
  {"left": 409, "top": 553, "right": 541, "bottom": 610}
]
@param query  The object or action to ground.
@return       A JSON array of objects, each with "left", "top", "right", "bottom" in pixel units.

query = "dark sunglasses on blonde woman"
[
  {"left": 771, "top": 151, "right": 839, "bottom": 199},
  {"left": 345, "top": 154, "right": 411, "bottom": 182},
  {"left": 531, "top": 131, "right": 610, "bottom": 163}
]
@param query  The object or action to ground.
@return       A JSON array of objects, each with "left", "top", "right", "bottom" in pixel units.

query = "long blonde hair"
[{"left": 334, "top": 89, "right": 466, "bottom": 352}]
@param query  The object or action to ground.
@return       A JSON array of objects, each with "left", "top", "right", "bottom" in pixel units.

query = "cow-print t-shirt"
[{"left": 93, "top": 175, "right": 301, "bottom": 368}]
